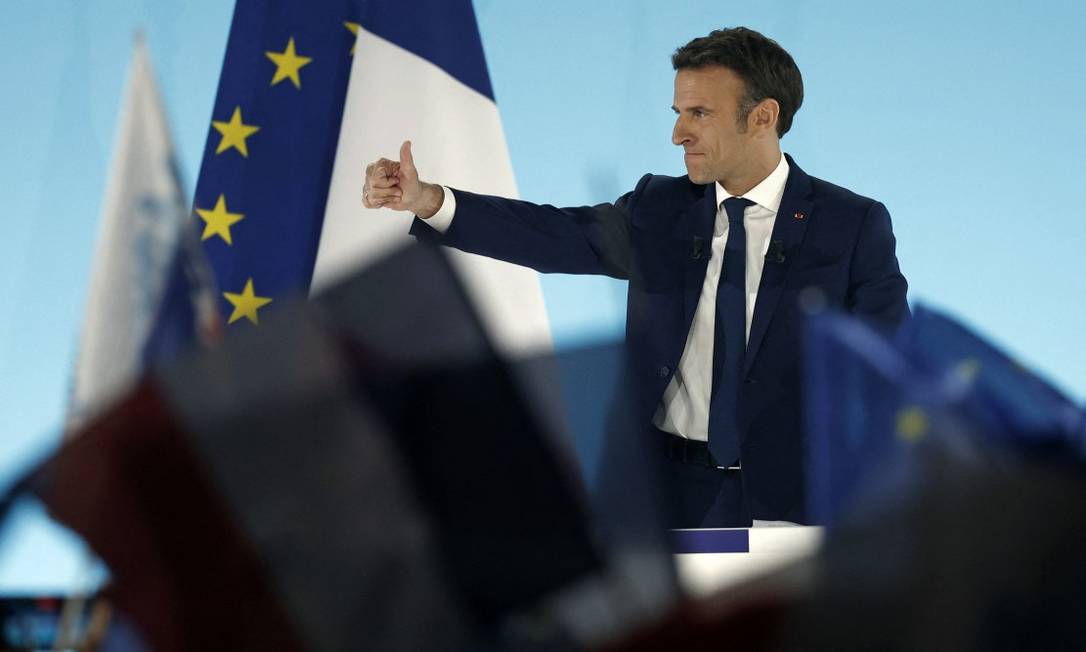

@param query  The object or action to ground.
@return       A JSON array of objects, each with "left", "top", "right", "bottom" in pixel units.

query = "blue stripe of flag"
[{"left": 361, "top": 0, "right": 494, "bottom": 100}]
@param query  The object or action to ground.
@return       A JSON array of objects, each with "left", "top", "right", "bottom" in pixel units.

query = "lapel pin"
[{"left": 794, "top": 211, "right": 805, "bottom": 220}]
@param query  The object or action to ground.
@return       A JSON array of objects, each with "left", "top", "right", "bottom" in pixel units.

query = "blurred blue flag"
[
  {"left": 805, "top": 305, "right": 1086, "bottom": 526},
  {"left": 896, "top": 305, "right": 1086, "bottom": 454},
  {"left": 803, "top": 312, "right": 961, "bottom": 525}
]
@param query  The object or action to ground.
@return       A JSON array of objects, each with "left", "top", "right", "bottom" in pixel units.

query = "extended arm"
[
  {"left": 412, "top": 188, "right": 635, "bottom": 279},
  {"left": 363, "top": 141, "right": 641, "bottom": 279}
]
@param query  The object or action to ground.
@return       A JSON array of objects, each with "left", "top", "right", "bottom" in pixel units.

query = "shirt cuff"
[{"left": 421, "top": 185, "right": 456, "bottom": 233}]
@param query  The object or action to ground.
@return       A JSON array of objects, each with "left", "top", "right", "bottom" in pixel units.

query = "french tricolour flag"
[{"left": 313, "top": 4, "right": 551, "bottom": 355}]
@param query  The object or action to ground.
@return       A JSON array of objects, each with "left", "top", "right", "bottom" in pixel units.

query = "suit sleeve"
[
  {"left": 409, "top": 174, "right": 654, "bottom": 280},
  {"left": 847, "top": 201, "right": 910, "bottom": 329}
]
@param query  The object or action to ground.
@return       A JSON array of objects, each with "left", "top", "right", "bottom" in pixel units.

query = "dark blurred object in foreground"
[
  {"left": 605, "top": 450, "right": 1086, "bottom": 652},
  {"left": 781, "top": 451, "right": 1086, "bottom": 651},
  {"left": 21, "top": 244, "right": 631, "bottom": 651},
  {"left": 794, "top": 308, "right": 1086, "bottom": 649},
  {"left": 805, "top": 306, "right": 1086, "bottom": 526},
  {"left": 604, "top": 307, "right": 1086, "bottom": 651}
]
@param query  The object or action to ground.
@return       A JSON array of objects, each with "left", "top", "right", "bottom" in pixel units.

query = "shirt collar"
[{"left": 714, "top": 152, "right": 790, "bottom": 214}]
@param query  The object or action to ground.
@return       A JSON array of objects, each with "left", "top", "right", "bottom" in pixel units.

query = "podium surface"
[{"left": 674, "top": 526, "right": 823, "bottom": 595}]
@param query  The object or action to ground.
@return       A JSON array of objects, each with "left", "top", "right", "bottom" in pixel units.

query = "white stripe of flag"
[{"left": 311, "top": 26, "right": 552, "bottom": 356}]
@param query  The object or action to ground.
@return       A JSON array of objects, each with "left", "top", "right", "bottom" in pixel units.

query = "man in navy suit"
[{"left": 361, "top": 27, "right": 909, "bottom": 527}]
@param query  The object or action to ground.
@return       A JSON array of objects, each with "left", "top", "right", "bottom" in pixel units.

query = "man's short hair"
[{"left": 672, "top": 27, "right": 804, "bottom": 138}]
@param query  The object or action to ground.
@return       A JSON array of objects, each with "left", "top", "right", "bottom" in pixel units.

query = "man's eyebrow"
[{"left": 671, "top": 105, "right": 710, "bottom": 114}]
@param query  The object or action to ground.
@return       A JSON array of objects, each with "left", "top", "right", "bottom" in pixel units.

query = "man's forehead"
[
  {"left": 675, "top": 65, "right": 741, "bottom": 88},
  {"left": 673, "top": 67, "right": 739, "bottom": 106}
]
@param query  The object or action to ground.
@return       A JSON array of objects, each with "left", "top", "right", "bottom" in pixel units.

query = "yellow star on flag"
[
  {"left": 265, "top": 37, "right": 312, "bottom": 89},
  {"left": 895, "top": 406, "right": 929, "bottom": 443},
  {"left": 344, "top": 21, "right": 361, "bottom": 55},
  {"left": 955, "top": 358, "right": 981, "bottom": 382},
  {"left": 212, "top": 106, "right": 260, "bottom": 157},
  {"left": 223, "top": 278, "right": 273, "bottom": 325},
  {"left": 194, "top": 194, "right": 244, "bottom": 245}
]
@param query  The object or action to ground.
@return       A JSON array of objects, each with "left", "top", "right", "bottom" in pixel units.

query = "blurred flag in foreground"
[
  {"left": 804, "top": 306, "right": 1086, "bottom": 526},
  {"left": 896, "top": 305, "right": 1086, "bottom": 454},
  {"left": 803, "top": 312, "right": 962, "bottom": 526},
  {"left": 69, "top": 36, "right": 216, "bottom": 431},
  {"left": 30, "top": 244, "right": 604, "bottom": 652},
  {"left": 193, "top": 0, "right": 550, "bottom": 355}
]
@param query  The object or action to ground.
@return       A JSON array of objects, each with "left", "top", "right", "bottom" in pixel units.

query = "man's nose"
[{"left": 672, "top": 118, "right": 691, "bottom": 146}]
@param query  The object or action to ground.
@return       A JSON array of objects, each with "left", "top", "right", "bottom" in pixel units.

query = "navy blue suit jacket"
[{"left": 411, "top": 154, "right": 909, "bottom": 522}]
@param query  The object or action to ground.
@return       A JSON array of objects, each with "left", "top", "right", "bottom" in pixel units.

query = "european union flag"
[
  {"left": 804, "top": 305, "right": 1086, "bottom": 526},
  {"left": 803, "top": 312, "right": 962, "bottom": 525},
  {"left": 896, "top": 305, "right": 1086, "bottom": 455},
  {"left": 192, "top": 0, "right": 362, "bottom": 326}
]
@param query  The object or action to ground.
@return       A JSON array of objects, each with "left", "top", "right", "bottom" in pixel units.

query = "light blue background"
[{"left": 2, "top": 0, "right": 1084, "bottom": 591}]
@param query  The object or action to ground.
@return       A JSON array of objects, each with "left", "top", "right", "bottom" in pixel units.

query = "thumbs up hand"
[{"left": 362, "top": 140, "right": 444, "bottom": 218}]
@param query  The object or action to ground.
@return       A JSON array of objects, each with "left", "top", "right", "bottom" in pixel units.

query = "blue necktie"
[{"left": 709, "top": 197, "right": 753, "bottom": 467}]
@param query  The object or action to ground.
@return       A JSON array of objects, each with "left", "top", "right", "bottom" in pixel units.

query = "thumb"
[{"left": 399, "top": 140, "right": 415, "bottom": 172}]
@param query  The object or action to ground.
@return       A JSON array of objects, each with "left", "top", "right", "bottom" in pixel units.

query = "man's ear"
[{"left": 752, "top": 98, "right": 780, "bottom": 134}]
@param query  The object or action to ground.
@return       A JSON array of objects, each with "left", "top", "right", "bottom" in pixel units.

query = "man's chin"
[{"left": 685, "top": 169, "right": 712, "bottom": 185}]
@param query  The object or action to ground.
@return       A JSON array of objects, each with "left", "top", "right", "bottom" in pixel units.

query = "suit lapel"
[
  {"left": 679, "top": 185, "right": 719, "bottom": 336},
  {"left": 743, "top": 155, "right": 813, "bottom": 378}
]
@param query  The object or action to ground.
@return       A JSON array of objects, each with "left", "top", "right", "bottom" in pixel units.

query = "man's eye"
[{"left": 694, "top": 110, "right": 705, "bottom": 118}]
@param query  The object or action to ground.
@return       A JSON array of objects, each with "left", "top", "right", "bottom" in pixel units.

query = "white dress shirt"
[
  {"left": 653, "top": 154, "right": 790, "bottom": 441},
  {"left": 422, "top": 154, "right": 790, "bottom": 444},
  {"left": 425, "top": 185, "right": 458, "bottom": 232}
]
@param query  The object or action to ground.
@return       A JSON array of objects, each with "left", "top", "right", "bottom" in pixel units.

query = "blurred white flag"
[{"left": 69, "top": 37, "right": 214, "bottom": 431}]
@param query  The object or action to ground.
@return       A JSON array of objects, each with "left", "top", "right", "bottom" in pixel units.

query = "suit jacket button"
[
  {"left": 658, "top": 366, "right": 671, "bottom": 378},
  {"left": 744, "top": 378, "right": 758, "bottom": 385}
]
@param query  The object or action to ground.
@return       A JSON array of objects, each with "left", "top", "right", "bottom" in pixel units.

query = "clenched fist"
[{"left": 361, "top": 140, "right": 444, "bottom": 218}]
